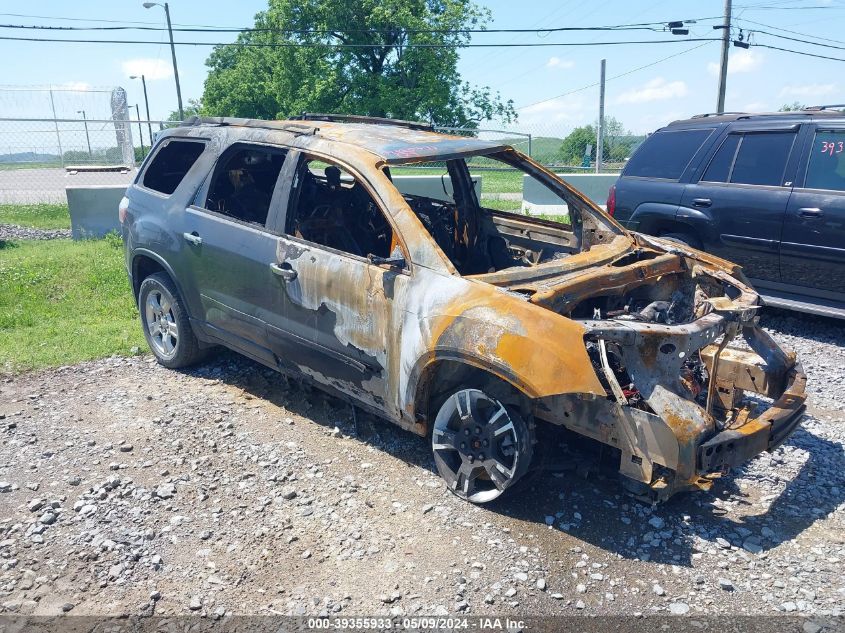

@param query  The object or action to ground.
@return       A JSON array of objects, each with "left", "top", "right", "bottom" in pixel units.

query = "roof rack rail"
[
  {"left": 690, "top": 111, "right": 747, "bottom": 118},
  {"left": 179, "top": 116, "right": 317, "bottom": 135},
  {"left": 293, "top": 112, "right": 433, "bottom": 130},
  {"left": 803, "top": 104, "right": 845, "bottom": 111}
]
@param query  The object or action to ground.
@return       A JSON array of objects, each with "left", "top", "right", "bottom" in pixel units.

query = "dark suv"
[
  {"left": 609, "top": 108, "right": 845, "bottom": 319},
  {"left": 120, "top": 114, "right": 805, "bottom": 505}
]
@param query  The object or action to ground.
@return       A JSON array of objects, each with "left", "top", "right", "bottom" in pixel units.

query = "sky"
[{"left": 1, "top": 0, "right": 844, "bottom": 139}]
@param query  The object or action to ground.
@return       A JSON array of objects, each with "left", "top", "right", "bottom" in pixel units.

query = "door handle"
[
  {"left": 270, "top": 262, "right": 298, "bottom": 281},
  {"left": 691, "top": 198, "right": 712, "bottom": 208},
  {"left": 182, "top": 231, "right": 203, "bottom": 245},
  {"left": 798, "top": 207, "right": 823, "bottom": 218}
]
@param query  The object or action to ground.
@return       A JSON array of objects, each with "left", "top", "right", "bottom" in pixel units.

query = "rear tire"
[
  {"left": 661, "top": 232, "right": 702, "bottom": 250},
  {"left": 431, "top": 388, "right": 534, "bottom": 504},
  {"left": 138, "top": 272, "right": 206, "bottom": 369}
]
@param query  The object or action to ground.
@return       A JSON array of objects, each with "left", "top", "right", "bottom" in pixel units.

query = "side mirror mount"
[{"left": 368, "top": 253, "right": 406, "bottom": 269}]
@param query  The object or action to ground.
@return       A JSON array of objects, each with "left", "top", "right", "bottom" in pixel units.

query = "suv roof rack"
[
  {"left": 179, "top": 116, "right": 318, "bottom": 135},
  {"left": 293, "top": 112, "right": 433, "bottom": 131},
  {"left": 804, "top": 104, "right": 845, "bottom": 111},
  {"left": 690, "top": 111, "right": 747, "bottom": 118}
]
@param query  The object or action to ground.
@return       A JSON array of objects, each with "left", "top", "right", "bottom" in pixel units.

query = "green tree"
[
  {"left": 167, "top": 98, "right": 204, "bottom": 122},
  {"left": 201, "top": 0, "right": 515, "bottom": 127},
  {"left": 559, "top": 125, "right": 597, "bottom": 164},
  {"left": 779, "top": 101, "right": 806, "bottom": 112},
  {"left": 560, "top": 116, "right": 637, "bottom": 164}
]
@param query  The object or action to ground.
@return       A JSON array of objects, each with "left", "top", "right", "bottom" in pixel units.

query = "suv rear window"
[
  {"left": 142, "top": 139, "right": 205, "bottom": 195},
  {"left": 804, "top": 130, "right": 845, "bottom": 191},
  {"left": 623, "top": 129, "right": 712, "bottom": 180},
  {"left": 729, "top": 132, "right": 796, "bottom": 186}
]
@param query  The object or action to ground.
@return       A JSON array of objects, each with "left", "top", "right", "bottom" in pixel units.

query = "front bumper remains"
[{"left": 580, "top": 282, "right": 807, "bottom": 498}]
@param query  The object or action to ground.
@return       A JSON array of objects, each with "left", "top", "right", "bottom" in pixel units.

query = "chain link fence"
[{"left": 0, "top": 111, "right": 628, "bottom": 206}]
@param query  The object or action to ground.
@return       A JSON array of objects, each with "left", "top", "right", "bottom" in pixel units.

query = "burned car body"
[{"left": 121, "top": 114, "right": 806, "bottom": 504}]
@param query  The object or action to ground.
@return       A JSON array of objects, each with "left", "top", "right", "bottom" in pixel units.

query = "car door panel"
[
  {"left": 179, "top": 144, "right": 290, "bottom": 362},
  {"left": 268, "top": 236, "right": 407, "bottom": 413},
  {"left": 782, "top": 125, "right": 845, "bottom": 293}
]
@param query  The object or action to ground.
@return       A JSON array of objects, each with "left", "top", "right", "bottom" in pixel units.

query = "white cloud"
[
  {"left": 616, "top": 77, "right": 688, "bottom": 104},
  {"left": 707, "top": 50, "right": 763, "bottom": 76},
  {"left": 517, "top": 94, "right": 586, "bottom": 128},
  {"left": 121, "top": 58, "right": 173, "bottom": 81},
  {"left": 546, "top": 56, "right": 575, "bottom": 70},
  {"left": 56, "top": 82, "right": 92, "bottom": 91},
  {"left": 779, "top": 83, "right": 837, "bottom": 98}
]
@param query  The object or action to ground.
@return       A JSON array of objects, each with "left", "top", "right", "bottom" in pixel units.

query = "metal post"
[
  {"left": 527, "top": 133, "right": 533, "bottom": 158},
  {"left": 717, "top": 0, "right": 732, "bottom": 114},
  {"left": 78, "top": 110, "right": 92, "bottom": 159},
  {"left": 141, "top": 74, "right": 153, "bottom": 143},
  {"left": 596, "top": 59, "right": 606, "bottom": 174},
  {"left": 135, "top": 104, "right": 145, "bottom": 158},
  {"left": 49, "top": 88, "right": 64, "bottom": 168},
  {"left": 164, "top": 3, "right": 184, "bottom": 120}
]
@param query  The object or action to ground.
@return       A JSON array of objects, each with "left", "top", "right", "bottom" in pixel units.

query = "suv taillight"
[
  {"left": 118, "top": 196, "right": 129, "bottom": 224},
  {"left": 606, "top": 184, "right": 616, "bottom": 216}
]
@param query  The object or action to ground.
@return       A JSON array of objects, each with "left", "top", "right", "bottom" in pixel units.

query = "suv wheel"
[
  {"left": 431, "top": 388, "right": 534, "bottom": 504},
  {"left": 139, "top": 273, "right": 205, "bottom": 369}
]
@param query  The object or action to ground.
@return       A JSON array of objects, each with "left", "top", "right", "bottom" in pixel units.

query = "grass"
[
  {"left": 0, "top": 203, "right": 71, "bottom": 230},
  {"left": 0, "top": 235, "right": 144, "bottom": 373}
]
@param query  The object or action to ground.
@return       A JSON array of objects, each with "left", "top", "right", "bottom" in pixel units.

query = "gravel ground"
[
  {"left": 0, "top": 310, "right": 842, "bottom": 619},
  {"left": 0, "top": 223, "right": 71, "bottom": 241}
]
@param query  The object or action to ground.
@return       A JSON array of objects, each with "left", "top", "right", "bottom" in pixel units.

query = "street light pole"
[
  {"left": 77, "top": 109, "right": 92, "bottom": 159},
  {"left": 143, "top": 2, "right": 183, "bottom": 120},
  {"left": 130, "top": 74, "right": 153, "bottom": 143}
]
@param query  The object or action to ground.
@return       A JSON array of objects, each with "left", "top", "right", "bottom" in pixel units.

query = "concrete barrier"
[
  {"left": 522, "top": 173, "right": 617, "bottom": 216},
  {"left": 66, "top": 185, "right": 126, "bottom": 239},
  {"left": 391, "top": 174, "right": 481, "bottom": 202},
  {"left": 64, "top": 175, "right": 482, "bottom": 240}
]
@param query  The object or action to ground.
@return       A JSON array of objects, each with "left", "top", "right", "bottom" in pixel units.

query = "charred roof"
[{"left": 178, "top": 115, "right": 508, "bottom": 164}]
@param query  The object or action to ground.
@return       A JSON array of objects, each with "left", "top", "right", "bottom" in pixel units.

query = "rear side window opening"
[
  {"left": 623, "top": 129, "right": 713, "bottom": 180},
  {"left": 701, "top": 131, "right": 796, "bottom": 187},
  {"left": 142, "top": 139, "right": 206, "bottom": 195}
]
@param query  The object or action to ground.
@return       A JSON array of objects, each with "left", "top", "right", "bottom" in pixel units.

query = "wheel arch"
[
  {"left": 407, "top": 354, "right": 535, "bottom": 435},
  {"left": 131, "top": 249, "right": 186, "bottom": 308}
]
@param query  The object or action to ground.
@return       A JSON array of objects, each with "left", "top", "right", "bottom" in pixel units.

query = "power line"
[
  {"left": 0, "top": 20, "right": 708, "bottom": 35},
  {"left": 0, "top": 12, "right": 721, "bottom": 34},
  {"left": 736, "top": 17, "right": 845, "bottom": 45},
  {"left": 0, "top": 34, "right": 723, "bottom": 48},
  {"left": 515, "top": 40, "right": 716, "bottom": 111},
  {"left": 750, "top": 28, "right": 845, "bottom": 51},
  {"left": 754, "top": 42, "right": 845, "bottom": 62}
]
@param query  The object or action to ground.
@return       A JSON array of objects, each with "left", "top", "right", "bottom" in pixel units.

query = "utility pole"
[
  {"left": 716, "top": 0, "right": 732, "bottom": 113},
  {"left": 143, "top": 2, "right": 183, "bottom": 119},
  {"left": 596, "top": 59, "right": 606, "bottom": 174}
]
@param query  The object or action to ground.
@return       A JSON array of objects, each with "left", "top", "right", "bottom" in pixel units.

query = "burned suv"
[{"left": 121, "top": 114, "right": 806, "bottom": 504}]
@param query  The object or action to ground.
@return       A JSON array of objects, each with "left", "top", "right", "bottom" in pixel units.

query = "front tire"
[
  {"left": 138, "top": 272, "right": 205, "bottom": 369},
  {"left": 432, "top": 388, "right": 534, "bottom": 504}
]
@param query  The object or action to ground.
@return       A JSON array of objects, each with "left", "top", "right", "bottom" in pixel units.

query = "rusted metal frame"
[
  {"left": 530, "top": 253, "right": 687, "bottom": 312},
  {"left": 597, "top": 339, "right": 627, "bottom": 404},
  {"left": 697, "top": 362, "right": 807, "bottom": 472},
  {"left": 704, "top": 321, "right": 739, "bottom": 416}
]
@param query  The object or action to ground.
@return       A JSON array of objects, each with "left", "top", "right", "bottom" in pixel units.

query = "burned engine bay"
[{"left": 482, "top": 241, "right": 808, "bottom": 502}]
